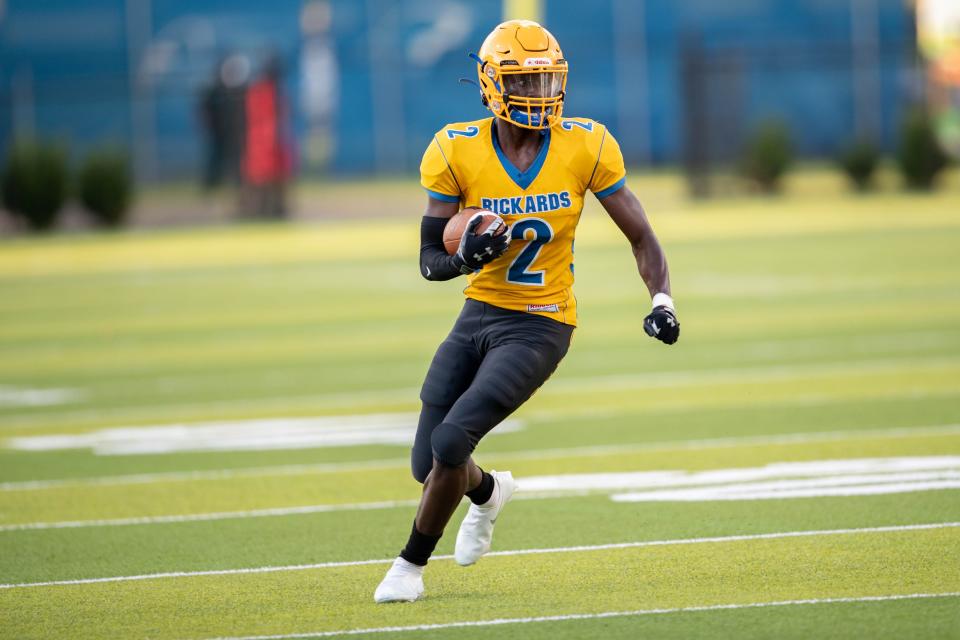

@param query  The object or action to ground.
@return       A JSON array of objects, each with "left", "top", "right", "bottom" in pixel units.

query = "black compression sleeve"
[{"left": 420, "top": 216, "right": 466, "bottom": 281}]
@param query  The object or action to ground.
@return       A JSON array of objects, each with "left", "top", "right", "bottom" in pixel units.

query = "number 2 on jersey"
[{"left": 507, "top": 218, "right": 553, "bottom": 286}]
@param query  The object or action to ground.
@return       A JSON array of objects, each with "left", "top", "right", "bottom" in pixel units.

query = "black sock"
[
  {"left": 465, "top": 469, "right": 495, "bottom": 505},
  {"left": 399, "top": 521, "right": 441, "bottom": 566}
]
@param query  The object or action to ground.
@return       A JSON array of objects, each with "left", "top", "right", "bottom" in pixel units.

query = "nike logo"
[
  {"left": 424, "top": 266, "right": 431, "bottom": 277},
  {"left": 651, "top": 321, "right": 660, "bottom": 334}
]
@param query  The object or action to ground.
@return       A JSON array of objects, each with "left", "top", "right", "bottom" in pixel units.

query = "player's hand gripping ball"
[
  {"left": 643, "top": 306, "right": 680, "bottom": 345},
  {"left": 444, "top": 209, "right": 510, "bottom": 273}
]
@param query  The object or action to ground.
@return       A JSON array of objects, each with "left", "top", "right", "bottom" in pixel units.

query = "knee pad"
[{"left": 430, "top": 422, "right": 473, "bottom": 468}]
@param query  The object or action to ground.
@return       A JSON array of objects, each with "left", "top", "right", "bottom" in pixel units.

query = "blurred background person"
[
  {"left": 299, "top": 0, "right": 339, "bottom": 174},
  {"left": 198, "top": 53, "right": 249, "bottom": 191},
  {"left": 240, "top": 53, "right": 293, "bottom": 219}
]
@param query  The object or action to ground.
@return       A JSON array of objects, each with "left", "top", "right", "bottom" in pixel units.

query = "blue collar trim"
[{"left": 491, "top": 124, "right": 550, "bottom": 191}]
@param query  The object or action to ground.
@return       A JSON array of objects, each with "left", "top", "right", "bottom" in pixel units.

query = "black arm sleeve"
[{"left": 420, "top": 216, "right": 467, "bottom": 281}]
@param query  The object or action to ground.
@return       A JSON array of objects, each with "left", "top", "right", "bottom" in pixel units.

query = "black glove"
[
  {"left": 453, "top": 213, "right": 510, "bottom": 273},
  {"left": 643, "top": 305, "right": 680, "bottom": 345}
]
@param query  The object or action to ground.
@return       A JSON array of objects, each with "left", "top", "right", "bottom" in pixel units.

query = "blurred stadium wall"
[{"left": 0, "top": 0, "right": 917, "bottom": 181}]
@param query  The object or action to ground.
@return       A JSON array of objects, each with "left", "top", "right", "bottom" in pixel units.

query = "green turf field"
[{"left": 1, "top": 179, "right": 959, "bottom": 638}]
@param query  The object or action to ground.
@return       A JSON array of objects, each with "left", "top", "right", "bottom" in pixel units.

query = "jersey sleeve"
[
  {"left": 588, "top": 128, "right": 627, "bottom": 199},
  {"left": 419, "top": 135, "right": 462, "bottom": 203}
]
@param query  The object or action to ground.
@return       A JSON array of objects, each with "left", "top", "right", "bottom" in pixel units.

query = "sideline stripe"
[
  {"left": 2, "top": 521, "right": 957, "bottom": 590},
  {"left": 4, "top": 422, "right": 960, "bottom": 492},
  {"left": 204, "top": 592, "right": 960, "bottom": 639},
  {"left": 0, "top": 499, "right": 421, "bottom": 532}
]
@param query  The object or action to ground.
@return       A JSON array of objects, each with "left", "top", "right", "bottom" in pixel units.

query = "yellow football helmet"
[{"left": 472, "top": 20, "right": 568, "bottom": 130}]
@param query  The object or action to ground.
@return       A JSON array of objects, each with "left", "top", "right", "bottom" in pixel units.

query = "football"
[{"left": 442, "top": 208, "right": 507, "bottom": 255}]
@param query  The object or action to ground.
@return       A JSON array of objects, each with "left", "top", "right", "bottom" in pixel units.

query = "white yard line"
[
  {"left": 2, "top": 521, "right": 957, "bottom": 590},
  {"left": 203, "top": 592, "right": 960, "bottom": 639},
  {"left": 612, "top": 479, "right": 960, "bottom": 502},
  {"left": 4, "top": 422, "right": 960, "bottom": 492}
]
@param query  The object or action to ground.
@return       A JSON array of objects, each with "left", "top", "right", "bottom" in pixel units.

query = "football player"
[{"left": 375, "top": 19, "right": 679, "bottom": 603}]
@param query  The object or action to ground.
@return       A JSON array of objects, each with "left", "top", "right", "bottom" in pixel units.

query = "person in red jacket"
[{"left": 241, "top": 55, "right": 293, "bottom": 218}]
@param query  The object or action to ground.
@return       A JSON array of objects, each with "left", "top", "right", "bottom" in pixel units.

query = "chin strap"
[{"left": 509, "top": 108, "right": 550, "bottom": 128}]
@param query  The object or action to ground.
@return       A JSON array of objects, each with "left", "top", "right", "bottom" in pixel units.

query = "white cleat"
[
  {"left": 455, "top": 470, "right": 515, "bottom": 566},
  {"left": 373, "top": 557, "right": 425, "bottom": 603}
]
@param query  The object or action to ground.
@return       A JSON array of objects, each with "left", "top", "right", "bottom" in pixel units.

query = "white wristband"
[{"left": 651, "top": 292, "right": 674, "bottom": 311}]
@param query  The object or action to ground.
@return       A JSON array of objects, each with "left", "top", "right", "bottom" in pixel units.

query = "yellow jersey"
[{"left": 420, "top": 116, "right": 626, "bottom": 326}]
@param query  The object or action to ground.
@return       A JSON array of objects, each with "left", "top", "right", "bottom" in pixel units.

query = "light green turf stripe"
[
  {"left": 2, "top": 356, "right": 958, "bottom": 435},
  {"left": 4, "top": 423, "right": 959, "bottom": 492},
  {"left": 0, "top": 265, "right": 954, "bottom": 335},
  {"left": 1, "top": 527, "right": 956, "bottom": 639},
  {"left": 3, "top": 392, "right": 956, "bottom": 488},
  {"left": 1, "top": 273, "right": 956, "bottom": 344},
  {"left": 0, "top": 195, "right": 956, "bottom": 278},
  {"left": 2, "top": 301, "right": 958, "bottom": 376},
  {"left": 0, "top": 431, "right": 957, "bottom": 526},
  {"left": 3, "top": 328, "right": 957, "bottom": 402}
]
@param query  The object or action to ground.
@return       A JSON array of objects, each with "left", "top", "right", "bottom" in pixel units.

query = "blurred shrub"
[
  {"left": 838, "top": 140, "right": 880, "bottom": 191},
  {"left": 741, "top": 121, "right": 792, "bottom": 192},
  {"left": 1, "top": 141, "right": 68, "bottom": 231},
  {"left": 78, "top": 148, "right": 133, "bottom": 227},
  {"left": 897, "top": 108, "right": 948, "bottom": 190}
]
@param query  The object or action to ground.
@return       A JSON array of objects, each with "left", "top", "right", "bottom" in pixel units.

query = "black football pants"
[{"left": 411, "top": 299, "right": 574, "bottom": 482}]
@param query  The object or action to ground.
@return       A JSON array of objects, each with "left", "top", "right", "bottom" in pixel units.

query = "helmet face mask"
[
  {"left": 501, "top": 71, "right": 564, "bottom": 99},
  {"left": 475, "top": 21, "right": 568, "bottom": 130}
]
